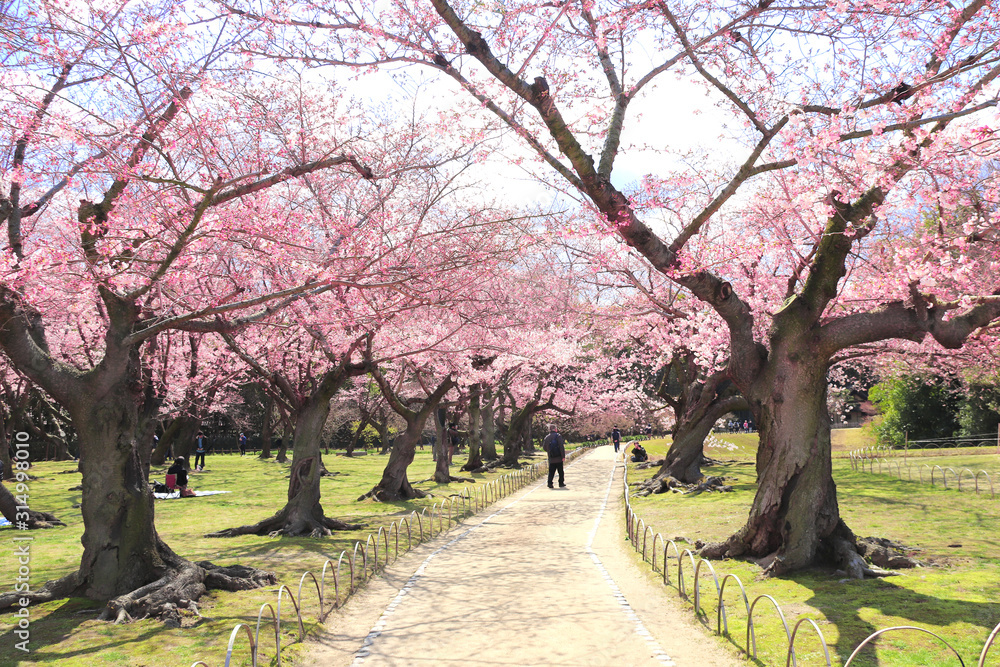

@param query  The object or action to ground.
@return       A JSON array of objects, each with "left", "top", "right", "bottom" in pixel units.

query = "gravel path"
[{"left": 303, "top": 446, "right": 742, "bottom": 666}]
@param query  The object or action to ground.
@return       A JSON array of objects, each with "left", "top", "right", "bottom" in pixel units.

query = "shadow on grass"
[{"left": 794, "top": 574, "right": 1000, "bottom": 666}]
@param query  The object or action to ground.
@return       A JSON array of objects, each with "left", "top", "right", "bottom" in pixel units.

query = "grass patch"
[
  {"left": 0, "top": 448, "right": 547, "bottom": 667},
  {"left": 628, "top": 433, "right": 1000, "bottom": 666}
]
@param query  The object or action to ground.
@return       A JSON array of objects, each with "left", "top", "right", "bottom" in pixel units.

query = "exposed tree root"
[
  {"left": 444, "top": 474, "right": 475, "bottom": 483},
  {"left": 855, "top": 536, "right": 921, "bottom": 570},
  {"left": 357, "top": 486, "right": 430, "bottom": 502},
  {"left": 460, "top": 458, "right": 482, "bottom": 472},
  {"left": 699, "top": 524, "right": 909, "bottom": 579},
  {"left": 0, "top": 570, "right": 83, "bottom": 610},
  {"left": 464, "top": 458, "right": 505, "bottom": 473},
  {"left": 0, "top": 560, "right": 275, "bottom": 624},
  {"left": 0, "top": 483, "right": 66, "bottom": 528},
  {"left": 416, "top": 475, "right": 476, "bottom": 484},
  {"left": 205, "top": 505, "right": 361, "bottom": 538},
  {"left": 635, "top": 474, "right": 733, "bottom": 497}
]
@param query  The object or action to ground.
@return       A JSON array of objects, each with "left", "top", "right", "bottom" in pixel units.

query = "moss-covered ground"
[{"left": 627, "top": 433, "right": 1000, "bottom": 666}]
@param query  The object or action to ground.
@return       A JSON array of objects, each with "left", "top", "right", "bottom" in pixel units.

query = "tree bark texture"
[
  {"left": 153, "top": 416, "right": 199, "bottom": 468},
  {"left": 0, "top": 290, "right": 274, "bottom": 617},
  {"left": 500, "top": 407, "right": 528, "bottom": 465},
  {"left": 208, "top": 366, "right": 364, "bottom": 538},
  {"left": 259, "top": 393, "right": 274, "bottom": 459},
  {"left": 361, "top": 372, "right": 454, "bottom": 501},
  {"left": 660, "top": 396, "right": 748, "bottom": 484},
  {"left": 346, "top": 415, "right": 370, "bottom": 456},
  {"left": 701, "top": 355, "right": 857, "bottom": 574},
  {"left": 433, "top": 407, "right": 451, "bottom": 483},
  {"left": 461, "top": 384, "right": 483, "bottom": 471},
  {"left": 480, "top": 386, "right": 498, "bottom": 460}
]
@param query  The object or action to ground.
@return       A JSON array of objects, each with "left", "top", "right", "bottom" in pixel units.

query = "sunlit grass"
[
  {"left": 0, "top": 447, "right": 550, "bottom": 667},
  {"left": 626, "top": 432, "right": 1000, "bottom": 666}
]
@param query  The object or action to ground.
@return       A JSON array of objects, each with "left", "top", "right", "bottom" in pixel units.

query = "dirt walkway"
[{"left": 303, "top": 446, "right": 742, "bottom": 666}]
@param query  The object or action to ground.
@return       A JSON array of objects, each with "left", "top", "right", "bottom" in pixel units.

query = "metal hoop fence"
[
  {"left": 192, "top": 445, "right": 596, "bottom": 666},
  {"left": 621, "top": 463, "right": 1000, "bottom": 665},
  {"left": 849, "top": 449, "right": 997, "bottom": 499}
]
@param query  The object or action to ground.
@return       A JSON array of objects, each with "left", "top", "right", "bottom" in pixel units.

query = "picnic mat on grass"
[{"left": 153, "top": 490, "right": 231, "bottom": 500}]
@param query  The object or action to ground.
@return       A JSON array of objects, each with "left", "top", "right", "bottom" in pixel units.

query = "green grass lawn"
[
  {"left": 0, "top": 447, "right": 553, "bottom": 667},
  {"left": 628, "top": 432, "right": 1000, "bottom": 666}
]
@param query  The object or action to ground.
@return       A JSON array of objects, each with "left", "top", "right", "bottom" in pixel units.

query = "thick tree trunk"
[
  {"left": 259, "top": 394, "right": 274, "bottom": 459},
  {"left": 275, "top": 420, "right": 291, "bottom": 463},
  {"left": 501, "top": 402, "right": 536, "bottom": 465},
  {"left": 360, "top": 425, "right": 428, "bottom": 501},
  {"left": 0, "top": 412, "right": 14, "bottom": 486},
  {"left": 376, "top": 415, "right": 391, "bottom": 454},
  {"left": 660, "top": 418, "right": 716, "bottom": 483},
  {"left": 0, "top": 481, "right": 64, "bottom": 528},
  {"left": 658, "top": 394, "right": 748, "bottom": 484},
  {"left": 345, "top": 416, "right": 370, "bottom": 457},
  {"left": 461, "top": 385, "right": 483, "bottom": 471},
  {"left": 0, "top": 385, "right": 274, "bottom": 619},
  {"left": 522, "top": 413, "right": 534, "bottom": 453},
  {"left": 151, "top": 418, "right": 179, "bottom": 466},
  {"left": 157, "top": 417, "right": 199, "bottom": 469},
  {"left": 481, "top": 387, "right": 498, "bottom": 460},
  {"left": 701, "top": 363, "right": 876, "bottom": 577},
  {"left": 209, "top": 392, "right": 359, "bottom": 538},
  {"left": 433, "top": 408, "right": 451, "bottom": 482},
  {"left": 362, "top": 375, "right": 454, "bottom": 500}
]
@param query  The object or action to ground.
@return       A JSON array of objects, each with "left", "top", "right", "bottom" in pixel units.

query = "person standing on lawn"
[
  {"left": 542, "top": 424, "right": 566, "bottom": 489},
  {"left": 239, "top": 432, "right": 247, "bottom": 456},
  {"left": 193, "top": 431, "right": 207, "bottom": 470}
]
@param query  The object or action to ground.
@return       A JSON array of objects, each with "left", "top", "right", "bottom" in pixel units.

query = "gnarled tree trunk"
[
  {"left": 461, "top": 384, "right": 483, "bottom": 471},
  {"left": 0, "top": 366, "right": 273, "bottom": 620},
  {"left": 153, "top": 416, "right": 199, "bottom": 468},
  {"left": 659, "top": 393, "right": 749, "bottom": 483},
  {"left": 433, "top": 407, "right": 451, "bottom": 482},
  {"left": 259, "top": 393, "right": 274, "bottom": 459},
  {"left": 345, "top": 415, "right": 370, "bottom": 457},
  {"left": 501, "top": 400, "right": 539, "bottom": 465},
  {"left": 209, "top": 364, "right": 365, "bottom": 538},
  {"left": 481, "top": 386, "right": 498, "bottom": 461},
  {"left": 701, "top": 353, "right": 876, "bottom": 578},
  {"left": 361, "top": 374, "right": 454, "bottom": 501},
  {"left": 275, "top": 418, "right": 291, "bottom": 463},
  {"left": 522, "top": 413, "right": 534, "bottom": 453}
]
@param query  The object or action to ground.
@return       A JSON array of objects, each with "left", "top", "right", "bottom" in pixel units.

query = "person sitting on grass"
[
  {"left": 166, "top": 457, "right": 195, "bottom": 497},
  {"left": 630, "top": 443, "right": 648, "bottom": 463}
]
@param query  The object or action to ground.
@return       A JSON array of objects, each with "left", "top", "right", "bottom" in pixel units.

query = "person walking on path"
[
  {"left": 193, "top": 431, "right": 207, "bottom": 470},
  {"left": 542, "top": 424, "right": 566, "bottom": 488},
  {"left": 611, "top": 427, "right": 621, "bottom": 453}
]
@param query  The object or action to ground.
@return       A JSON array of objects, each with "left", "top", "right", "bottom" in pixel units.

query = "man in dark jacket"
[{"left": 542, "top": 424, "right": 566, "bottom": 489}]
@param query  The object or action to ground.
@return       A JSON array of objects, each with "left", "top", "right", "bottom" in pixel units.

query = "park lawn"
[
  {"left": 626, "top": 433, "right": 1000, "bottom": 666},
  {"left": 0, "top": 447, "right": 545, "bottom": 667}
]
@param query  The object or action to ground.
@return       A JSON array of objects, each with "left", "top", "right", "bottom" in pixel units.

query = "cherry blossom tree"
[
  {"left": 207, "top": 326, "right": 370, "bottom": 536},
  {"left": 361, "top": 358, "right": 456, "bottom": 500},
  {"left": 225, "top": 0, "right": 1000, "bottom": 575},
  {"left": 0, "top": 1, "right": 388, "bottom": 618}
]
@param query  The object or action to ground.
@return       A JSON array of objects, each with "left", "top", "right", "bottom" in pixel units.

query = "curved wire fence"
[
  {"left": 621, "top": 463, "right": 1000, "bottom": 666},
  {"left": 189, "top": 445, "right": 595, "bottom": 666},
  {"left": 849, "top": 450, "right": 998, "bottom": 499}
]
